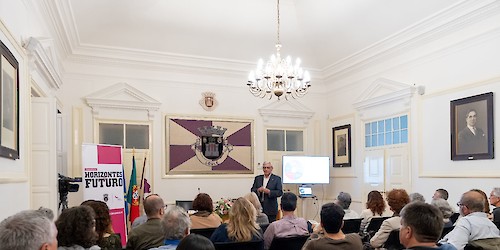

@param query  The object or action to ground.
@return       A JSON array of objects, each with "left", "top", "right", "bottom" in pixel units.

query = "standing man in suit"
[
  {"left": 251, "top": 161, "right": 283, "bottom": 223},
  {"left": 458, "top": 109, "right": 487, "bottom": 154}
]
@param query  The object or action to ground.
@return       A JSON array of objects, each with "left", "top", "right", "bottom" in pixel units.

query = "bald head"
[
  {"left": 144, "top": 194, "right": 165, "bottom": 218},
  {"left": 460, "top": 191, "right": 485, "bottom": 214}
]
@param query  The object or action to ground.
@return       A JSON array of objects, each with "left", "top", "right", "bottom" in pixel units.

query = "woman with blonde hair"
[
  {"left": 243, "top": 192, "right": 269, "bottom": 225},
  {"left": 210, "top": 197, "right": 263, "bottom": 243}
]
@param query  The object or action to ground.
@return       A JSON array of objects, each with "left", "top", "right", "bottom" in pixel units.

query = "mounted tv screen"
[{"left": 282, "top": 156, "right": 330, "bottom": 184}]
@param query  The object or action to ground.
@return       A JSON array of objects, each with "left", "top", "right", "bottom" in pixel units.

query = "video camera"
[
  {"left": 58, "top": 174, "right": 82, "bottom": 211},
  {"left": 58, "top": 174, "right": 82, "bottom": 194}
]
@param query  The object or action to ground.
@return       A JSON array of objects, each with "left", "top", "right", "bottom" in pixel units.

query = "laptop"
[{"left": 298, "top": 185, "right": 314, "bottom": 198}]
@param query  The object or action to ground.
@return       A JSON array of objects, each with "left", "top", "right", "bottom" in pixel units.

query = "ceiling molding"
[
  {"left": 85, "top": 82, "right": 161, "bottom": 120},
  {"left": 322, "top": 0, "right": 500, "bottom": 82},
  {"left": 24, "top": 37, "right": 63, "bottom": 93},
  {"left": 38, "top": 0, "right": 500, "bottom": 87}
]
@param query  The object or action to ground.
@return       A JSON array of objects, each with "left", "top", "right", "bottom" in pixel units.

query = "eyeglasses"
[
  {"left": 263, "top": 166, "right": 272, "bottom": 169},
  {"left": 457, "top": 202, "right": 464, "bottom": 207}
]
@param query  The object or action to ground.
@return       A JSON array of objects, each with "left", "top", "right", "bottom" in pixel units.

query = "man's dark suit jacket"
[
  {"left": 251, "top": 174, "right": 283, "bottom": 217},
  {"left": 458, "top": 127, "right": 487, "bottom": 154}
]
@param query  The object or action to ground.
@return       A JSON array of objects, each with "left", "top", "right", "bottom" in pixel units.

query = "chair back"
[
  {"left": 366, "top": 217, "right": 390, "bottom": 233},
  {"left": 214, "top": 240, "right": 264, "bottom": 250},
  {"left": 450, "top": 212, "right": 460, "bottom": 224},
  {"left": 464, "top": 237, "right": 500, "bottom": 250},
  {"left": 268, "top": 235, "right": 310, "bottom": 250},
  {"left": 190, "top": 227, "right": 217, "bottom": 239},
  {"left": 383, "top": 230, "right": 404, "bottom": 250},
  {"left": 260, "top": 223, "right": 270, "bottom": 234},
  {"left": 441, "top": 226, "right": 454, "bottom": 239},
  {"left": 343, "top": 218, "right": 362, "bottom": 234}
]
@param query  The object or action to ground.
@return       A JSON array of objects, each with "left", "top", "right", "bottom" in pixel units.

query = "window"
[
  {"left": 99, "top": 123, "right": 150, "bottom": 149},
  {"left": 267, "top": 129, "right": 303, "bottom": 151},
  {"left": 365, "top": 115, "right": 408, "bottom": 147}
]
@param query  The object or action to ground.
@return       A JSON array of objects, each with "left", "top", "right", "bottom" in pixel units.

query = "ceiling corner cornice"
[{"left": 322, "top": 0, "right": 500, "bottom": 82}]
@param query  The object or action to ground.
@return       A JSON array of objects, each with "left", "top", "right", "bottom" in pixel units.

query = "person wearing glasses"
[
  {"left": 440, "top": 190, "right": 499, "bottom": 249},
  {"left": 126, "top": 194, "right": 167, "bottom": 250},
  {"left": 489, "top": 188, "right": 500, "bottom": 230},
  {"left": 251, "top": 161, "right": 283, "bottom": 222}
]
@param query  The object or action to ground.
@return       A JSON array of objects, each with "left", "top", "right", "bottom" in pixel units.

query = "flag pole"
[{"left": 139, "top": 151, "right": 148, "bottom": 190}]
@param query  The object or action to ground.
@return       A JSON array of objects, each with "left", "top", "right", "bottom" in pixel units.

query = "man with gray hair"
[
  {"left": 336, "top": 192, "right": 359, "bottom": 219},
  {"left": 440, "top": 190, "right": 500, "bottom": 249},
  {"left": 409, "top": 192, "right": 426, "bottom": 203},
  {"left": 490, "top": 187, "right": 500, "bottom": 229},
  {"left": 150, "top": 205, "right": 191, "bottom": 249},
  {"left": 0, "top": 209, "right": 58, "bottom": 250}
]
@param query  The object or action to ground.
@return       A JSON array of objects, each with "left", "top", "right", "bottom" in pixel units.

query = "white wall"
[{"left": 326, "top": 9, "right": 500, "bottom": 214}]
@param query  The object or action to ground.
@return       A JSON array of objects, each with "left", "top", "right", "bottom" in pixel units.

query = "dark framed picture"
[
  {"left": 0, "top": 40, "right": 19, "bottom": 160},
  {"left": 451, "top": 92, "right": 494, "bottom": 161},
  {"left": 333, "top": 124, "right": 351, "bottom": 167}
]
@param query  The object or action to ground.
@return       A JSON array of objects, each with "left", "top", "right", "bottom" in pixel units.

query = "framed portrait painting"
[
  {"left": 0, "top": 40, "right": 19, "bottom": 160},
  {"left": 450, "top": 92, "right": 494, "bottom": 161},
  {"left": 333, "top": 124, "right": 351, "bottom": 167}
]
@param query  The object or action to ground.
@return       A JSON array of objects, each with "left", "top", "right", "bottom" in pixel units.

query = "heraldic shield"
[{"left": 201, "top": 135, "right": 223, "bottom": 160}]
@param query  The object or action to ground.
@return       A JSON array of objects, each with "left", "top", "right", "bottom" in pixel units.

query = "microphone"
[{"left": 198, "top": 187, "right": 201, "bottom": 193}]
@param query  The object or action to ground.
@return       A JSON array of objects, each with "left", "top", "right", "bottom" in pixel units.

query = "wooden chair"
[
  {"left": 383, "top": 230, "right": 404, "bottom": 250},
  {"left": 190, "top": 227, "right": 217, "bottom": 239},
  {"left": 343, "top": 218, "right": 362, "bottom": 234},
  {"left": 268, "top": 235, "right": 310, "bottom": 250},
  {"left": 214, "top": 240, "right": 264, "bottom": 250}
]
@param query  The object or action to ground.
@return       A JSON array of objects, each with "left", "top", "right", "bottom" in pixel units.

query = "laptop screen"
[{"left": 298, "top": 186, "right": 313, "bottom": 197}]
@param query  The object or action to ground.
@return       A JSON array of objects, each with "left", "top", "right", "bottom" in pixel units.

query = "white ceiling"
[{"left": 60, "top": 0, "right": 462, "bottom": 72}]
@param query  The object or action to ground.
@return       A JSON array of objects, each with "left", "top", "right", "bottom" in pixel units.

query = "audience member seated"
[
  {"left": 244, "top": 192, "right": 270, "bottom": 225},
  {"left": 399, "top": 202, "right": 456, "bottom": 250},
  {"left": 433, "top": 189, "right": 450, "bottom": 201},
  {"left": 302, "top": 203, "right": 363, "bottom": 250},
  {"left": 263, "top": 192, "right": 309, "bottom": 249},
  {"left": 489, "top": 187, "right": 500, "bottom": 230},
  {"left": 56, "top": 205, "right": 100, "bottom": 250},
  {"left": 126, "top": 194, "right": 166, "bottom": 250},
  {"left": 336, "top": 192, "right": 360, "bottom": 219},
  {"left": 431, "top": 198, "right": 455, "bottom": 228},
  {"left": 210, "top": 197, "right": 263, "bottom": 243},
  {"left": 360, "top": 190, "right": 387, "bottom": 234},
  {"left": 440, "top": 190, "right": 500, "bottom": 249},
  {"left": 370, "top": 189, "right": 410, "bottom": 249},
  {"left": 150, "top": 205, "right": 191, "bottom": 249},
  {"left": 190, "top": 193, "right": 222, "bottom": 229},
  {"left": 0, "top": 209, "right": 58, "bottom": 250},
  {"left": 177, "top": 233, "right": 215, "bottom": 250},
  {"left": 82, "top": 200, "right": 122, "bottom": 250},
  {"left": 409, "top": 192, "right": 426, "bottom": 203},
  {"left": 470, "top": 189, "right": 491, "bottom": 215}
]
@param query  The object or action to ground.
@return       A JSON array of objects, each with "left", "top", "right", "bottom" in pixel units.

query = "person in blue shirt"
[{"left": 150, "top": 205, "right": 191, "bottom": 250}]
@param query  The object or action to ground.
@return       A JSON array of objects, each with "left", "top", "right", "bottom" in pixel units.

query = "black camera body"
[{"left": 58, "top": 174, "right": 82, "bottom": 211}]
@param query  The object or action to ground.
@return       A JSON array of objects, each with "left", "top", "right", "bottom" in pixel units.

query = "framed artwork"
[
  {"left": 165, "top": 116, "right": 253, "bottom": 174},
  {"left": 450, "top": 92, "right": 494, "bottom": 160},
  {"left": 333, "top": 124, "right": 351, "bottom": 167},
  {"left": 0, "top": 40, "right": 19, "bottom": 160}
]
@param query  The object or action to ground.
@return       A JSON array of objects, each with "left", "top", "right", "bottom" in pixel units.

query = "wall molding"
[{"left": 85, "top": 82, "right": 161, "bottom": 120}]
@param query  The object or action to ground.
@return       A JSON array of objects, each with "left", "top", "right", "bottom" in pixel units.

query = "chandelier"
[{"left": 247, "top": 0, "right": 311, "bottom": 100}]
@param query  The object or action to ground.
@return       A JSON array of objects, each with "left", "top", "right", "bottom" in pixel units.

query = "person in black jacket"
[{"left": 251, "top": 161, "right": 283, "bottom": 222}]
